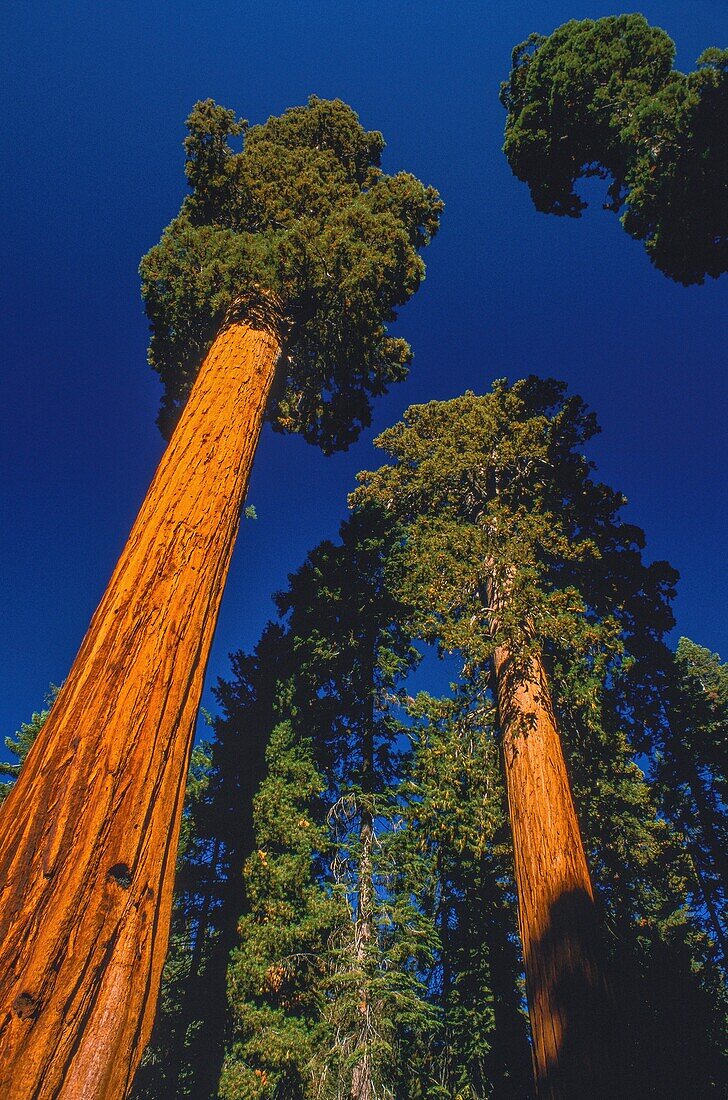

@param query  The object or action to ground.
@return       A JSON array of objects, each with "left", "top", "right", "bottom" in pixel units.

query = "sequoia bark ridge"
[{"left": 0, "top": 320, "right": 280, "bottom": 1099}]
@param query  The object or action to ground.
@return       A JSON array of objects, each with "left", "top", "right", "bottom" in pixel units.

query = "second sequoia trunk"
[
  {"left": 0, "top": 318, "right": 280, "bottom": 1100},
  {"left": 488, "top": 584, "right": 614, "bottom": 1099}
]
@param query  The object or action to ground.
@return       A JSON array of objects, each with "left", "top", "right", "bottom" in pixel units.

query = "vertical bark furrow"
[{"left": 0, "top": 321, "right": 280, "bottom": 1099}]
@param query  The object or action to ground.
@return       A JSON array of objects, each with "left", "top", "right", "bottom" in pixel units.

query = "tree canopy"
[
  {"left": 500, "top": 15, "right": 728, "bottom": 284},
  {"left": 141, "top": 96, "right": 443, "bottom": 444},
  {"left": 352, "top": 377, "right": 677, "bottom": 684}
]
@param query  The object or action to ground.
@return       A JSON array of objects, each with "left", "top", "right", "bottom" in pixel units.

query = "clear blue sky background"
[{"left": 1, "top": 1, "right": 726, "bottom": 746}]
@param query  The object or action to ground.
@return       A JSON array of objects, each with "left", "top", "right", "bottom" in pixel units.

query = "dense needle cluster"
[
  {"left": 500, "top": 15, "right": 728, "bottom": 283},
  {"left": 141, "top": 96, "right": 442, "bottom": 445}
]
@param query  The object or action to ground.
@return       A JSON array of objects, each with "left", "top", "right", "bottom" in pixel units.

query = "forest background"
[{"left": 1, "top": 1, "right": 726, "bottom": 769}]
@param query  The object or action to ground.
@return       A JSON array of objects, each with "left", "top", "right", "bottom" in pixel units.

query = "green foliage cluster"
[
  {"left": 220, "top": 715, "right": 339, "bottom": 1100},
  {"left": 0, "top": 685, "right": 59, "bottom": 805},
  {"left": 353, "top": 377, "right": 675, "bottom": 685},
  {"left": 140, "top": 97, "right": 442, "bottom": 443},
  {"left": 500, "top": 15, "right": 727, "bottom": 283}
]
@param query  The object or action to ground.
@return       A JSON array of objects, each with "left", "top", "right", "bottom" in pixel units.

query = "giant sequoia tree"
[
  {"left": 353, "top": 379, "right": 684, "bottom": 1097},
  {"left": 0, "top": 97, "right": 441, "bottom": 1100},
  {"left": 500, "top": 15, "right": 728, "bottom": 284}
]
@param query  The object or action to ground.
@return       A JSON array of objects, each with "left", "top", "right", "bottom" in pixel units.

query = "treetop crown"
[
  {"left": 501, "top": 15, "right": 727, "bottom": 283},
  {"left": 353, "top": 377, "right": 676, "bottom": 668},
  {"left": 141, "top": 96, "right": 443, "bottom": 447}
]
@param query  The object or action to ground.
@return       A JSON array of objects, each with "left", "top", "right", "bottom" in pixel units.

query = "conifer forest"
[{"left": 1, "top": 7, "right": 726, "bottom": 1099}]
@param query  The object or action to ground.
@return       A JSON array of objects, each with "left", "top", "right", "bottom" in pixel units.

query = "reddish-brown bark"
[
  {"left": 0, "top": 319, "right": 280, "bottom": 1099},
  {"left": 492, "top": 636, "right": 613, "bottom": 1099}
]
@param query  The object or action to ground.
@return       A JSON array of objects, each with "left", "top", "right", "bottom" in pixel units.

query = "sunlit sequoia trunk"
[
  {"left": 0, "top": 318, "right": 280, "bottom": 1099},
  {"left": 488, "top": 579, "right": 614, "bottom": 1099}
]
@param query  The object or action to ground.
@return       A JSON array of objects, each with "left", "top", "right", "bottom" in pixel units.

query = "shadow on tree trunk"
[{"left": 527, "top": 888, "right": 622, "bottom": 1100}]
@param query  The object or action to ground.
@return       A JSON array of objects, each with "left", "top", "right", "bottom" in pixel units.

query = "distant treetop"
[
  {"left": 141, "top": 96, "right": 443, "bottom": 446},
  {"left": 500, "top": 15, "right": 727, "bottom": 284}
]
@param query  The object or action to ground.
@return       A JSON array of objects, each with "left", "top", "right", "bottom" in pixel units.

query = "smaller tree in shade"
[
  {"left": 220, "top": 712, "right": 339, "bottom": 1100},
  {"left": 221, "top": 510, "right": 439, "bottom": 1099},
  {"left": 552, "top": 644, "right": 727, "bottom": 1097},
  {"left": 658, "top": 637, "right": 728, "bottom": 957},
  {"left": 500, "top": 15, "right": 727, "bottom": 284},
  {"left": 401, "top": 683, "right": 534, "bottom": 1098}
]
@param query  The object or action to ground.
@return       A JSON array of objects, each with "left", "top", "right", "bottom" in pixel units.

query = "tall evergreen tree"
[
  {"left": 657, "top": 638, "right": 728, "bottom": 958},
  {"left": 0, "top": 98, "right": 441, "bottom": 1099},
  {"left": 401, "top": 684, "right": 534, "bottom": 1098},
  {"left": 500, "top": 15, "right": 728, "bottom": 284},
  {"left": 353, "top": 378, "right": 725, "bottom": 1096},
  {"left": 222, "top": 510, "right": 438, "bottom": 1099},
  {"left": 354, "top": 380, "right": 621, "bottom": 1096}
]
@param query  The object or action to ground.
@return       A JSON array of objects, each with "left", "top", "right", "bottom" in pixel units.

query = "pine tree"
[
  {"left": 220, "top": 713, "right": 339, "bottom": 1100},
  {"left": 0, "top": 98, "right": 441, "bottom": 1099},
  {"left": 222, "top": 510, "right": 438, "bottom": 1098},
  {"left": 657, "top": 638, "right": 728, "bottom": 958},
  {"left": 402, "top": 684, "right": 533, "bottom": 1098},
  {"left": 500, "top": 15, "right": 727, "bottom": 284}
]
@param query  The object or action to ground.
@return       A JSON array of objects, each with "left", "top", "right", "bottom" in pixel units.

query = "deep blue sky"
[{"left": 1, "top": 1, "right": 726, "bottom": 745}]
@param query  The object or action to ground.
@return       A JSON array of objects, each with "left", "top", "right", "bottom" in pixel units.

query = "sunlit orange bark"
[
  {"left": 0, "top": 319, "right": 280, "bottom": 1099},
  {"left": 489, "top": 588, "right": 613, "bottom": 1098}
]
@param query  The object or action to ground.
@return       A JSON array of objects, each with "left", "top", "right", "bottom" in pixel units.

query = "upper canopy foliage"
[
  {"left": 353, "top": 377, "right": 676, "bottom": 683},
  {"left": 141, "top": 96, "right": 443, "bottom": 445},
  {"left": 500, "top": 15, "right": 728, "bottom": 284}
]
